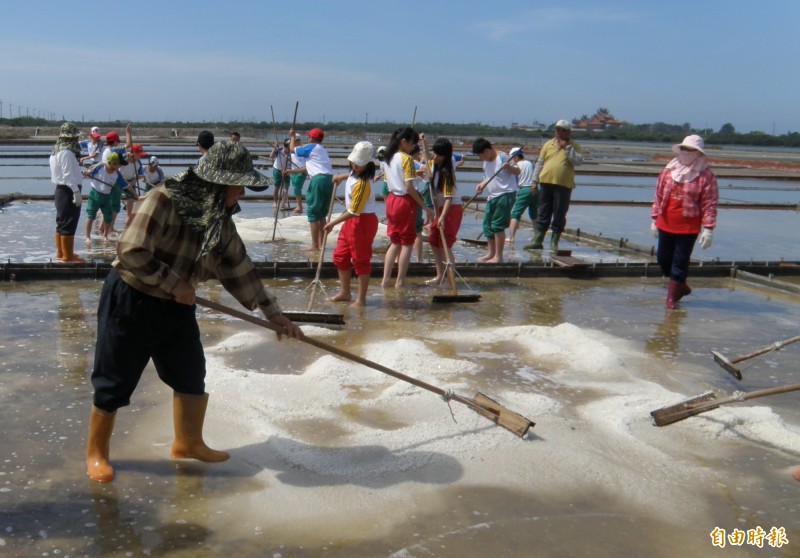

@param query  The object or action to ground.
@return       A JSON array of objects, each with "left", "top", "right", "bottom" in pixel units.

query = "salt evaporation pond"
[
  {"left": 1, "top": 141, "right": 799, "bottom": 556},
  {"left": 0, "top": 269, "right": 798, "bottom": 556}
]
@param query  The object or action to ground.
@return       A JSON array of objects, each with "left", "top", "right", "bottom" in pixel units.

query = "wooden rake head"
[
  {"left": 469, "top": 393, "right": 535, "bottom": 437},
  {"left": 711, "top": 350, "right": 742, "bottom": 380},
  {"left": 650, "top": 391, "right": 719, "bottom": 426}
]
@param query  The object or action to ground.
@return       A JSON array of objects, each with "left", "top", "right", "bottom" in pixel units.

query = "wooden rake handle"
[
  {"left": 731, "top": 335, "right": 800, "bottom": 364},
  {"left": 463, "top": 164, "right": 506, "bottom": 210},
  {"left": 195, "top": 296, "right": 494, "bottom": 416}
]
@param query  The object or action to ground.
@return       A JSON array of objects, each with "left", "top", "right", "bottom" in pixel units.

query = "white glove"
[
  {"left": 73, "top": 190, "right": 82, "bottom": 207},
  {"left": 698, "top": 228, "right": 713, "bottom": 249},
  {"left": 650, "top": 221, "right": 659, "bottom": 238}
]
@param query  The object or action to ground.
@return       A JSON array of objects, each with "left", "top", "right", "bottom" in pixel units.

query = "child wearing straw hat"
[{"left": 324, "top": 141, "right": 380, "bottom": 308}]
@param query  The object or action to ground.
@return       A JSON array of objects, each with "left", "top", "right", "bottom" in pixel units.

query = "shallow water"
[
  {"left": 0, "top": 276, "right": 798, "bottom": 557},
  {"left": 2, "top": 142, "right": 799, "bottom": 557}
]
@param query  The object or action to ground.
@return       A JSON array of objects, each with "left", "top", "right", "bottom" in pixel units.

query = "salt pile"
[{"left": 196, "top": 320, "right": 800, "bottom": 542}]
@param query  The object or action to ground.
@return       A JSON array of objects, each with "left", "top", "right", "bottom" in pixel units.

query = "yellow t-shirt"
[
  {"left": 348, "top": 177, "right": 374, "bottom": 215},
  {"left": 537, "top": 139, "right": 582, "bottom": 189}
]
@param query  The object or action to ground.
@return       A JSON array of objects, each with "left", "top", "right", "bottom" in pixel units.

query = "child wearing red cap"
[
  {"left": 288, "top": 127, "right": 333, "bottom": 251},
  {"left": 80, "top": 128, "right": 105, "bottom": 166}
]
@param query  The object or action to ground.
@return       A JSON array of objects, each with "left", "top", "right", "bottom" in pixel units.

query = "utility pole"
[
  {"left": 365, "top": 112, "right": 369, "bottom": 126},
  {"left": 0, "top": 99, "right": 3, "bottom": 118}
]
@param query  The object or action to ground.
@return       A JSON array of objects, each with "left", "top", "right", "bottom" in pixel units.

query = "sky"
[{"left": 2, "top": 1, "right": 799, "bottom": 134}]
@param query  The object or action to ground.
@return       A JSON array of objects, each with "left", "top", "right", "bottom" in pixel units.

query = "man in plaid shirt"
[{"left": 86, "top": 141, "right": 298, "bottom": 483}]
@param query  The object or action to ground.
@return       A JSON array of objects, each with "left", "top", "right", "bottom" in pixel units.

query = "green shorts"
[
  {"left": 86, "top": 189, "right": 113, "bottom": 223},
  {"left": 306, "top": 174, "right": 333, "bottom": 223},
  {"left": 110, "top": 185, "right": 122, "bottom": 213},
  {"left": 291, "top": 173, "right": 307, "bottom": 197},
  {"left": 510, "top": 186, "right": 539, "bottom": 221},
  {"left": 482, "top": 192, "right": 515, "bottom": 237},
  {"left": 272, "top": 169, "right": 290, "bottom": 189}
]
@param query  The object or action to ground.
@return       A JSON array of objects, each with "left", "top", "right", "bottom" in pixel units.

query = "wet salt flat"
[
  {"left": 1, "top": 276, "right": 798, "bottom": 557},
  {"left": 1, "top": 142, "right": 799, "bottom": 557},
  {"left": 0, "top": 199, "right": 798, "bottom": 265}
]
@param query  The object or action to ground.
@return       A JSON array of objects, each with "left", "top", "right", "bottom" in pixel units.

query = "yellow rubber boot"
[
  {"left": 86, "top": 406, "right": 116, "bottom": 483},
  {"left": 60, "top": 235, "right": 85, "bottom": 263},
  {"left": 55, "top": 232, "right": 64, "bottom": 260},
  {"left": 171, "top": 392, "right": 230, "bottom": 463}
]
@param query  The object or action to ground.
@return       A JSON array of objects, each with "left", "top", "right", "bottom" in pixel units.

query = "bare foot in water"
[
  {"left": 349, "top": 300, "right": 366, "bottom": 309},
  {"left": 329, "top": 291, "right": 352, "bottom": 302},
  {"left": 477, "top": 254, "right": 494, "bottom": 263},
  {"left": 483, "top": 257, "right": 503, "bottom": 263},
  {"left": 424, "top": 276, "right": 442, "bottom": 286},
  {"left": 380, "top": 280, "right": 392, "bottom": 288}
]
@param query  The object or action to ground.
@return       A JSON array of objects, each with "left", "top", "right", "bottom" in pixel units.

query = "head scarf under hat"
[
  {"left": 52, "top": 122, "right": 81, "bottom": 160},
  {"left": 665, "top": 135, "right": 708, "bottom": 183},
  {"left": 165, "top": 141, "right": 271, "bottom": 259}
]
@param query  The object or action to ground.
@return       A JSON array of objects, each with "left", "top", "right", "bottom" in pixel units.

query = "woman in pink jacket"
[{"left": 650, "top": 135, "right": 719, "bottom": 309}]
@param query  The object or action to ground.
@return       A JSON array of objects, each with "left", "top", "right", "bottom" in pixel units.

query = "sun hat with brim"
[
  {"left": 192, "top": 140, "right": 273, "bottom": 191},
  {"left": 347, "top": 141, "right": 374, "bottom": 166},
  {"left": 671, "top": 135, "right": 706, "bottom": 155},
  {"left": 555, "top": 119, "right": 572, "bottom": 131},
  {"left": 58, "top": 123, "right": 80, "bottom": 139}
]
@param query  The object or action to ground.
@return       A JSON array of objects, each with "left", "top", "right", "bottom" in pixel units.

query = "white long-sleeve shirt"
[{"left": 49, "top": 150, "right": 83, "bottom": 193}]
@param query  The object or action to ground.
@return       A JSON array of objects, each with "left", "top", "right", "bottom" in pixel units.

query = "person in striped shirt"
[{"left": 324, "top": 141, "right": 380, "bottom": 309}]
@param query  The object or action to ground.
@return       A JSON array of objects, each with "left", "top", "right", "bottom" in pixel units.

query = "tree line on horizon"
[{"left": 2, "top": 115, "right": 799, "bottom": 147}]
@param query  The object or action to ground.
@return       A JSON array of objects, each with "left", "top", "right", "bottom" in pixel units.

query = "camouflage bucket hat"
[
  {"left": 58, "top": 122, "right": 80, "bottom": 139},
  {"left": 193, "top": 140, "right": 272, "bottom": 191}
]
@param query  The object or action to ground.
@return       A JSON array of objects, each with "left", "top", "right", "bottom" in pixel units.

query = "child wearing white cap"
[
  {"left": 143, "top": 156, "right": 165, "bottom": 191},
  {"left": 323, "top": 141, "right": 379, "bottom": 308}
]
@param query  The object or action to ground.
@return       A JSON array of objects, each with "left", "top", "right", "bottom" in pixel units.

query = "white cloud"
[{"left": 472, "top": 7, "right": 639, "bottom": 40}]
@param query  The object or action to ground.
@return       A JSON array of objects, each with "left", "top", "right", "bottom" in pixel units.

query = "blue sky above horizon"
[{"left": 2, "top": 1, "right": 799, "bottom": 134}]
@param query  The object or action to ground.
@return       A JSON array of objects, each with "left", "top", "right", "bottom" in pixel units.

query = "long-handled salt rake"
[
  {"left": 426, "top": 168, "right": 480, "bottom": 303},
  {"left": 457, "top": 164, "right": 507, "bottom": 247},
  {"left": 650, "top": 382, "right": 800, "bottom": 426},
  {"left": 196, "top": 296, "right": 534, "bottom": 437},
  {"left": 711, "top": 335, "right": 800, "bottom": 380},
  {"left": 265, "top": 102, "right": 300, "bottom": 244},
  {"left": 304, "top": 180, "right": 340, "bottom": 309}
]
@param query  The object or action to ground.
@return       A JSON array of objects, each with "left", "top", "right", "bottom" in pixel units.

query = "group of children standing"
[
  {"left": 79, "top": 124, "right": 165, "bottom": 245},
  {"left": 64, "top": 123, "right": 547, "bottom": 311},
  {"left": 317, "top": 127, "right": 543, "bottom": 309}
]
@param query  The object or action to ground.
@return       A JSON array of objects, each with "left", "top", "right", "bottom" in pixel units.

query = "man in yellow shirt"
[{"left": 525, "top": 120, "right": 583, "bottom": 251}]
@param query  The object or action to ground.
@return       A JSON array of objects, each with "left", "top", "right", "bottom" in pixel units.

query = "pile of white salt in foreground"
[{"left": 198, "top": 321, "right": 800, "bottom": 542}]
